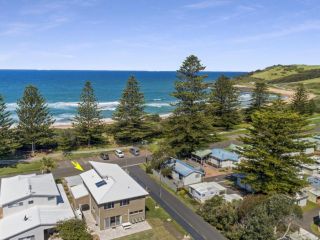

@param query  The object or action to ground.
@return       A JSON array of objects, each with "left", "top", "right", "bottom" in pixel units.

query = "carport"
[{"left": 191, "top": 149, "right": 212, "bottom": 165}]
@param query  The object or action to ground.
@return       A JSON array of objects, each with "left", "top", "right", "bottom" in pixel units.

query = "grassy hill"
[{"left": 235, "top": 64, "right": 320, "bottom": 109}]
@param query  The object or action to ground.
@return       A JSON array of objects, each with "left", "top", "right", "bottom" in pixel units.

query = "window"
[
  {"left": 18, "top": 236, "right": 35, "bottom": 240},
  {"left": 120, "top": 199, "right": 130, "bottom": 206},
  {"left": 104, "top": 202, "right": 114, "bottom": 209},
  {"left": 48, "top": 197, "right": 55, "bottom": 201},
  {"left": 28, "top": 200, "right": 34, "bottom": 204},
  {"left": 130, "top": 210, "right": 143, "bottom": 215}
]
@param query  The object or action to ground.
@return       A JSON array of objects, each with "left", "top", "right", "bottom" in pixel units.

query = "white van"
[{"left": 115, "top": 149, "right": 124, "bottom": 158}]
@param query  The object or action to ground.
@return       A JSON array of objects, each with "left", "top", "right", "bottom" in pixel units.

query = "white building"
[
  {"left": 209, "top": 149, "right": 240, "bottom": 168},
  {"left": 0, "top": 174, "right": 74, "bottom": 240},
  {"left": 224, "top": 194, "right": 243, "bottom": 203},
  {"left": 167, "top": 159, "right": 204, "bottom": 186},
  {"left": 188, "top": 182, "right": 226, "bottom": 203}
]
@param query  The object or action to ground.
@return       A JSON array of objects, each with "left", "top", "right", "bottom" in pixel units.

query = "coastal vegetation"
[
  {"left": 73, "top": 81, "right": 104, "bottom": 147},
  {"left": 16, "top": 85, "right": 55, "bottom": 155},
  {"left": 164, "top": 55, "right": 216, "bottom": 157},
  {"left": 198, "top": 194, "right": 302, "bottom": 240}
]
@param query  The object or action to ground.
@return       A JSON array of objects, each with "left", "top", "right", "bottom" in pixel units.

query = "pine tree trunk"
[{"left": 31, "top": 142, "right": 35, "bottom": 156}]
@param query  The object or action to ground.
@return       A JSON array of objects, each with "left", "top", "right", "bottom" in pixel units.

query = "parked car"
[
  {"left": 129, "top": 147, "right": 140, "bottom": 156},
  {"left": 115, "top": 149, "right": 124, "bottom": 158},
  {"left": 100, "top": 152, "right": 109, "bottom": 160}
]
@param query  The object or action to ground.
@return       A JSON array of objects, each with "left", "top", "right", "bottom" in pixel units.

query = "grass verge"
[
  {"left": 0, "top": 161, "right": 41, "bottom": 176},
  {"left": 117, "top": 197, "right": 187, "bottom": 240}
]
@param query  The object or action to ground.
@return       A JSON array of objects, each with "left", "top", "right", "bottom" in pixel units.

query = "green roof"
[{"left": 192, "top": 149, "right": 212, "bottom": 159}]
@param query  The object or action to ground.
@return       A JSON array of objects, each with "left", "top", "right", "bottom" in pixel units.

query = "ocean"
[{"left": 0, "top": 70, "right": 246, "bottom": 125}]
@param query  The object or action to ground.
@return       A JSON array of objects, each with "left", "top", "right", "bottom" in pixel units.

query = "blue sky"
[{"left": 0, "top": 0, "right": 319, "bottom": 71}]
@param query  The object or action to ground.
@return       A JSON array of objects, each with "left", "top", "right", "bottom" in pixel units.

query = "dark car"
[
  {"left": 100, "top": 152, "right": 109, "bottom": 160},
  {"left": 129, "top": 147, "right": 140, "bottom": 156}
]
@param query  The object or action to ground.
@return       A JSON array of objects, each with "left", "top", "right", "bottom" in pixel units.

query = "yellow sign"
[{"left": 71, "top": 161, "right": 84, "bottom": 171}]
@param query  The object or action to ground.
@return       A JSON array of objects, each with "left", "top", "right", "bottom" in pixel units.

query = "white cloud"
[
  {"left": 184, "top": 0, "right": 231, "bottom": 9},
  {"left": 233, "top": 20, "right": 320, "bottom": 43}
]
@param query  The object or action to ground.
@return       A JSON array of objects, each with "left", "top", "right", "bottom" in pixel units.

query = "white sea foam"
[{"left": 146, "top": 102, "right": 172, "bottom": 108}]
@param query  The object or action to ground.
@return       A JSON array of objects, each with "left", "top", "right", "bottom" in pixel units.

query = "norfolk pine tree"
[
  {"left": 245, "top": 82, "right": 269, "bottom": 120},
  {"left": 0, "top": 95, "right": 19, "bottom": 157},
  {"left": 16, "top": 85, "right": 55, "bottom": 154},
  {"left": 73, "top": 81, "right": 104, "bottom": 147},
  {"left": 209, "top": 75, "right": 240, "bottom": 130},
  {"left": 291, "top": 83, "right": 314, "bottom": 115},
  {"left": 112, "top": 76, "right": 149, "bottom": 143},
  {"left": 237, "top": 100, "right": 312, "bottom": 194},
  {"left": 165, "top": 55, "right": 216, "bottom": 157}
]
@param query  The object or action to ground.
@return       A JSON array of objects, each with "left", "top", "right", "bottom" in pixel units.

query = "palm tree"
[{"left": 40, "top": 157, "right": 57, "bottom": 174}]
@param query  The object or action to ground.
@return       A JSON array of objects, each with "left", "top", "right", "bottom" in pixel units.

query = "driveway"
[
  {"left": 128, "top": 165, "right": 227, "bottom": 240},
  {"left": 52, "top": 154, "right": 148, "bottom": 178}
]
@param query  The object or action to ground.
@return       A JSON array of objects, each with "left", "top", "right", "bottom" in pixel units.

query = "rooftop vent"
[{"left": 95, "top": 180, "right": 107, "bottom": 188}]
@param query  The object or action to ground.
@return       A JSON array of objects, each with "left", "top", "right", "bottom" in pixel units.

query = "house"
[
  {"left": 287, "top": 228, "right": 319, "bottom": 240},
  {"left": 308, "top": 174, "right": 320, "bottom": 188},
  {"left": 307, "top": 187, "right": 320, "bottom": 204},
  {"left": 70, "top": 184, "right": 89, "bottom": 210},
  {"left": 209, "top": 148, "right": 240, "bottom": 168},
  {"left": 233, "top": 173, "right": 253, "bottom": 192},
  {"left": 300, "top": 137, "right": 320, "bottom": 152},
  {"left": 167, "top": 159, "right": 204, "bottom": 186},
  {"left": 294, "top": 190, "right": 308, "bottom": 207},
  {"left": 300, "top": 164, "right": 319, "bottom": 176},
  {"left": 224, "top": 194, "right": 243, "bottom": 203},
  {"left": 78, "top": 161, "right": 148, "bottom": 230},
  {"left": 0, "top": 173, "right": 74, "bottom": 240},
  {"left": 188, "top": 182, "right": 226, "bottom": 203},
  {"left": 191, "top": 149, "right": 212, "bottom": 164}
]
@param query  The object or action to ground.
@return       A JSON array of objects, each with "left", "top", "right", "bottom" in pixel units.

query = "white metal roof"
[
  {"left": 80, "top": 161, "right": 148, "bottom": 204},
  {"left": 224, "top": 194, "right": 243, "bottom": 202},
  {"left": 0, "top": 184, "right": 74, "bottom": 239},
  {"left": 70, "top": 184, "right": 89, "bottom": 199},
  {"left": 189, "top": 181, "right": 226, "bottom": 194},
  {"left": 0, "top": 173, "right": 60, "bottom": 206},
  {"left": 65, "top": 175, "right": 83, "bottom": 188}
]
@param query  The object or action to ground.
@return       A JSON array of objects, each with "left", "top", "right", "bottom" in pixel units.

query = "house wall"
[
  {"left": 307, "top": 192, "right": 320, "bottom": 204},
  {"left": 7, "top": 225, "right": 53, "bottom": 240},
  {"left": 97, "top": 196, "right": 146, "bottom": 230},
  {"left": 2, "top": 196, "right": 57, "bottom": 217},
  {"left": 189, "top": 187, "right": 221, "bottom": 203},
  {"left": 74, "top": 195, "right": 89, "bottom": 210},
  {"left": 182, "top": 173, "right": 202, "bottom": 186},
  {"left": 0, "top": 207, "right": 3, "bottom": 219},
  {"left": 296, "top": 197, "right": 307, "bottom": 207}
]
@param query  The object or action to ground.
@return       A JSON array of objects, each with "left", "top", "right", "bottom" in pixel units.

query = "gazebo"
[{"left": 191, "top": 149, "right": 212, "bottom": 164}]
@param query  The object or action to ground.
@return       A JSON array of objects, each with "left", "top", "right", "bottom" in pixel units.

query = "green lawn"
[
  {"left": 302, "top": 201, "right": 320, "bottom": 213},
  {"left": 0, "top": 161, "right": 41, "bottom": 176},
  {"left": 117, "top": 198, "right": 186, "bottom": 240}
]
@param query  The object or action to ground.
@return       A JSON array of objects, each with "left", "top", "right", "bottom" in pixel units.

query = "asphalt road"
[
  {"left": 128, "top": 165, "right": 227, "bottom": 240},
  {"left": 52, "top": 155, "right": 148, "bottom": 178}
]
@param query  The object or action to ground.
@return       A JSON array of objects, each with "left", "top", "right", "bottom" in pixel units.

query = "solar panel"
[{"left": 95, "top": 180, "right": 107, "bottom": 187}]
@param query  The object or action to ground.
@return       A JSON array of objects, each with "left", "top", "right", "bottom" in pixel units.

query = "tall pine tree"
[
  {"left": 73, "top": 81, "right": 104, "bottom": 146},
  {"left": 291, "top": 83, "right": 314, "bottom": 115},
  {"left": 17, "top": 85, "right": 55, "bottom": 154},
  {"left": 112, "top": 76, "right": 149, "bottom": 143},
  {"left": 245, "top": 82, "right": 269, "bottom": 121},
  {"left": 237, "top": 100, "right": 312, "bottom": 194},
  {"left": 0, "top": 95, "right": 19, "bottom": 157},
  {"left": 165, "top": 55, "right": 216, "bottom": 157},
  {"left": 209, "top": 75, "right": 240, "bottom": 130}
]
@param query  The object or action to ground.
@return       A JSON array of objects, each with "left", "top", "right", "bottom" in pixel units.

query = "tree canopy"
[
  {"left": 73, "top": 81, "right": 104, "bottom": 146},
  {"left": 112, "top": 76, "right": 151, "bottom": 143},
  {"left": 291, "top": 83, "right": 315, "bottom": 115},
  {"left": 16, "top": 85, "right": 55, "bottom": 153},
  {"left": 245, "top": 82, "right": 269, "bottom": 120},
  {"left": 209, "top": 75, "right": 240, "bottom": 129},
  {"left": 0, "top": 95, "right": 19, "bottom": 157},
  {"left": 165, "top": 55, "right": 216, "bottom": 157},
  {"left": 237, "top": 100, "right": 312, "bottom": 194},
  {"left": 56, "top": 219, "right": 92, "bottom": 240}
]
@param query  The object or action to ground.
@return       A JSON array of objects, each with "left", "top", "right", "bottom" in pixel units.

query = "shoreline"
[{"left": 53, "top": 113, "right": 173, "bottom": 129}]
